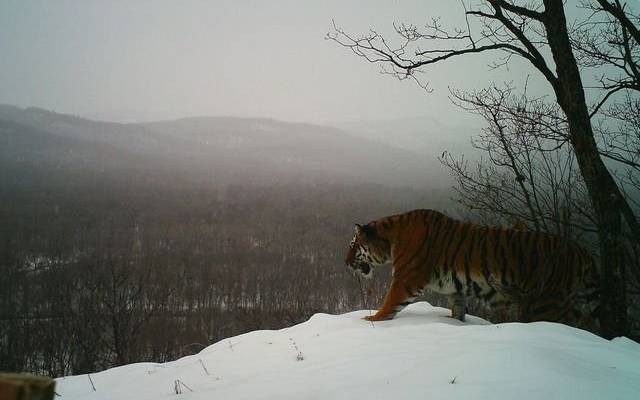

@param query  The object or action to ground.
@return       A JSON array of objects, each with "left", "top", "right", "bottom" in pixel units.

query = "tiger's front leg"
[{"left": 364, "top": 278, "right": 418, "bottom": 321}]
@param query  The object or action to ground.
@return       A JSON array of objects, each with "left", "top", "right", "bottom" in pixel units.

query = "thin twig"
[
  {"left": 174, "top": 379, "right": 194, "bottom": 394},
  {"left": 87, "top": 373, "right": 96, "bottom": 391},
  {"left": 357, "top": 275, "right": 375, "bottom": 328},
  {"left": 199, "top": 358, "right": 210, "bottom": 375}
]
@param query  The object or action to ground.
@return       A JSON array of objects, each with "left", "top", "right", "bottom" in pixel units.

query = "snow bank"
[{"left": 56, "top": 302, "right": 640, "bottom": 400}]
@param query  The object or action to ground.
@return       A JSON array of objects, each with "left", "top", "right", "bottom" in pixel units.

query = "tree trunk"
[{"left": 543, "top": 0, "right": 628, "bottom": 338}]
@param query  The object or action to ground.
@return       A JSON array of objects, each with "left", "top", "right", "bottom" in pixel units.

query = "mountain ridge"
[{"left": 0, "top": 105, "right": 451, "bottom": 188}]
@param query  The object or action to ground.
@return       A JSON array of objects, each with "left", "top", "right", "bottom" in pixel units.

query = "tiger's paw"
[{"left": 363, "top": 314, "right": 393, "bottom": 322}]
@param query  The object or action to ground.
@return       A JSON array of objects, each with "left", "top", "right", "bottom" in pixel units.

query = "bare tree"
[
  {"left": 572, "top": 0, "right": 640, "bottom": 217},
  {"left": 329, "top": 0, "right": 639, "bottom": 338},
  {"left": 441, "top": 84, "right": 597, "bottom": 240}
]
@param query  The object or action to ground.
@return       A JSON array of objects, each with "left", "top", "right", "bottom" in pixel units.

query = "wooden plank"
[{"left": 0, "top": 373, "right": 55, "bottom": 400}]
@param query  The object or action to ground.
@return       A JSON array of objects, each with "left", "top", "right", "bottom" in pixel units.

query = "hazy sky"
[{"left": 0, "top": 0, "right": 548, "bottom": 125}]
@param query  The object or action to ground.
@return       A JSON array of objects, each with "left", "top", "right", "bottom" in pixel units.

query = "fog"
[{"left": 0, "top": 0, "right": 543, "bottom": 130}]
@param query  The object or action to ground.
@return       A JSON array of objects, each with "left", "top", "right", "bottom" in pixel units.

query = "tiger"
[{"left": 345, "top": 209, "right": 599, "bottom": 325}]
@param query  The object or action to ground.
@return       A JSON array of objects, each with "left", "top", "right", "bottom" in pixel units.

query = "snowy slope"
[{"left": 56, "top": 302, "right": 640, "bottom": 400}]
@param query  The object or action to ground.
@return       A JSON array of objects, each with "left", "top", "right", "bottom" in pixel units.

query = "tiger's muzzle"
[{"left": 347, "top": 261, "right": 374, "bottom": 279}]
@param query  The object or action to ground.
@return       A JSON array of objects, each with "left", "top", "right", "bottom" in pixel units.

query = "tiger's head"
[{"left": 345, "top": 223, "right": 390, "bottom": 279}]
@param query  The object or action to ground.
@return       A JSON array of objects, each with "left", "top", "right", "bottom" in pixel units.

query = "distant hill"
[
  {"left": 0, "top": 105, "right": 451, "bottom": 188},
  {"left": 0, "top": 113, "right": 202, "bottom": 190},
  {"left": 336, "top": 116, "right": 477, "bottom": 157}
]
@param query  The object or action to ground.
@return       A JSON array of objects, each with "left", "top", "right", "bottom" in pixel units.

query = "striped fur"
[{"left": 345, "top": 209, "right": 599, "bottom": 324}]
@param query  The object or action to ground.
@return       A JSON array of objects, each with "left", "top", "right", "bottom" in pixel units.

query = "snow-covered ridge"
[{"left": 56, "top": 302, "right": 640, "bottom": 400}]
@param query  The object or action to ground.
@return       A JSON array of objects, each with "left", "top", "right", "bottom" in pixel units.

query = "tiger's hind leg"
[{"left": 448, "top": 292, "right": 466, "bottom": 322}]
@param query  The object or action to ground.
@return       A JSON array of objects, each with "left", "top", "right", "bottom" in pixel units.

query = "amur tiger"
[{"left": 345, "top": 209, "right": 599, "bottom": 324}]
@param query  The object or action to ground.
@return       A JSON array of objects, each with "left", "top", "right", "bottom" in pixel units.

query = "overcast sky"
[{"left": 0, "top": 0, "right": 550, "bottom": 125}]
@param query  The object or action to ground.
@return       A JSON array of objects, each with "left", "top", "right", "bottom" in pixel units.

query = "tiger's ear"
[{"left": 354, "top": 224, "right": 363, "bottom": 235}]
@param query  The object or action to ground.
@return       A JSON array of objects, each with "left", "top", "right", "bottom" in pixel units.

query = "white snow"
[{"left": 56, "top": 302, "right": 640, "bottom": 400}]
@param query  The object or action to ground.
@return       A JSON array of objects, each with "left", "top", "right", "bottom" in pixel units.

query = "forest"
[{"left": 0, "top": 112, "right": 447, "bottom": 376}]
